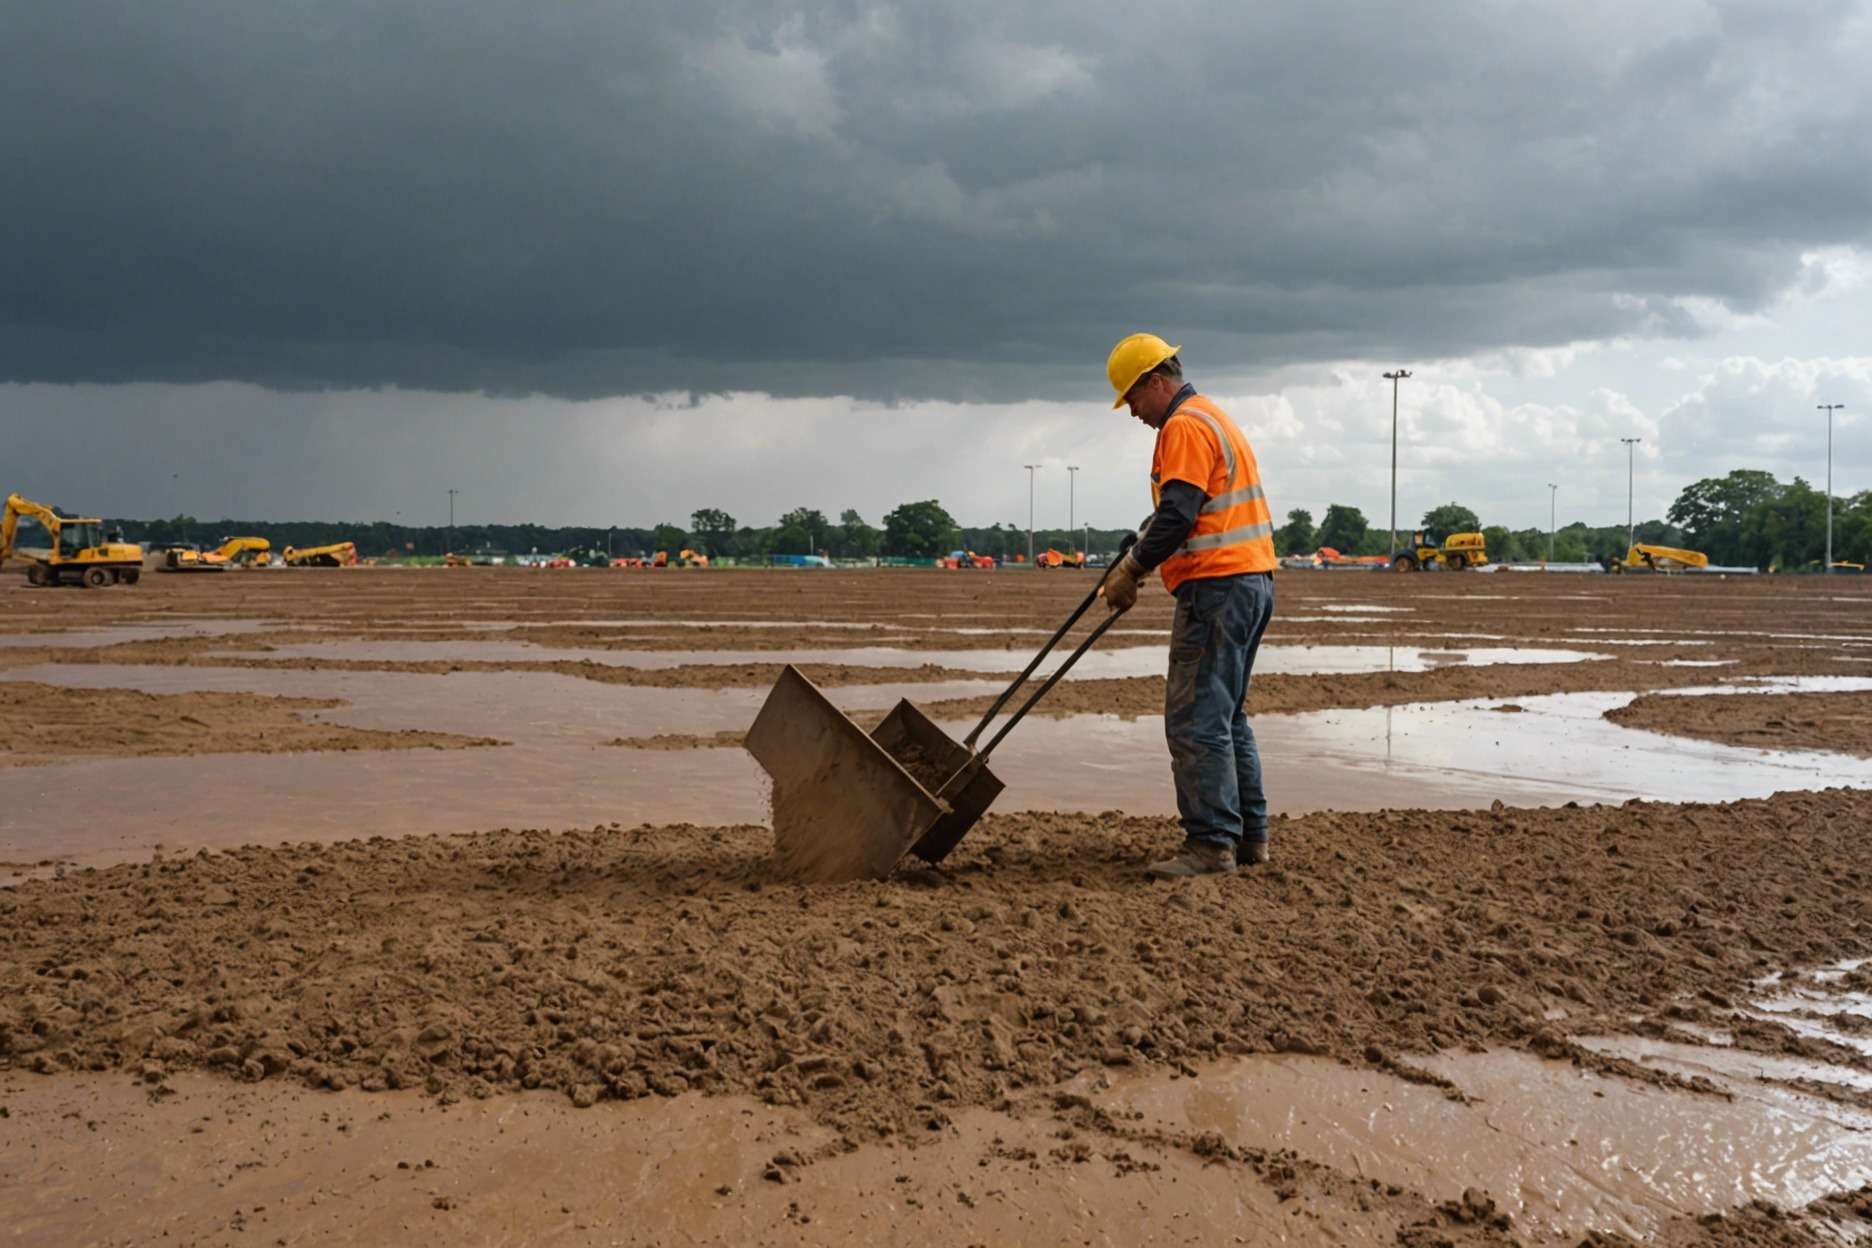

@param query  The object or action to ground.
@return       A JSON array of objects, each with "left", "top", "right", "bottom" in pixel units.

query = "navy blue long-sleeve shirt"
[{"left": 1132, "top": 384, "right": 1205, "bottom": 572}]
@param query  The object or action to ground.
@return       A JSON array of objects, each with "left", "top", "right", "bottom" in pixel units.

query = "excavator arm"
[{"left": 1, "top": 493, "right": 62, "bottom": 566}]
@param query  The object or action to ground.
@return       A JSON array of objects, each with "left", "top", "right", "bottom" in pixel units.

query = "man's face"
[{"left": 1123, "top": 373, "right": 1177, "bottom": 428}]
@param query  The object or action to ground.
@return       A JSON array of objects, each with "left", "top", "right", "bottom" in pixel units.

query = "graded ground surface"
[{"left": 4, "top": 565, "right": 1872, "bottom": 1245}]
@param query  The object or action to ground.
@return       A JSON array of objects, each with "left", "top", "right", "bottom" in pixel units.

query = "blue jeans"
[{"left": 1164, "top": 572, "right": 1275, "bottom": 849}]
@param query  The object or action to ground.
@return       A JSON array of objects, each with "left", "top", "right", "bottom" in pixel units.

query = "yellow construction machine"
[
  {"left": 1609, "top": 544, "right": 1707, "bottom": 573},
  {"left": 281, "top": 541, "right": 358, "bottom": 567},
  {"left": 163, "top": 536, "right": 271, "bottom": 572},
  {"left": 1392, "top": 530, "right": 1489, "bottom": 572},
  {"left": 1, "top": 493, "right": 145, "bottom": 587}
]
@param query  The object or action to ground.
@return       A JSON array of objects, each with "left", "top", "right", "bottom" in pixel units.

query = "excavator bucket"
[{"left": 745, "top": 666, "right": 958, "bottom": 882}]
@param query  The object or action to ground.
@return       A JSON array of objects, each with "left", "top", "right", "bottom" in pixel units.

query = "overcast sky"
[{"left": 6, "top": 0, "right": 1870, "bottom": 532}]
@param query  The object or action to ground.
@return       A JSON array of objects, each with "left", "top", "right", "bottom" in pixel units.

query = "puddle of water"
[
  {"left": 1574, "top": 1034, "right": 1872, "bottom": 1096},
  {"left": 0, "top": 619, "right": 283, "bottom": 648},
  {"left": 1084, "top": 1048, "right": 1872, "bottom": 1241},
  {"left": 1754, "top": 989, "right": 1872, "bottom": 1023},
  {"left": 1572, "top": 627, "right": 1872, "bottom": 646},
  {"left": 9, "top": 672, "right": 1872, "bottom": 879},
  {"left": 1, "top": 1071, "right": 1400, "bottom": 1248},
  {"left": 1745, "top": 1011, "right": 1872, "bottom": 1061},
  {"left": 207, "top": 639, "right": 1611, "bottom": 679},
  {"left": 1317, "top": 604, "right": 1414, "bottom": 613},
  {"left": 958, "top": 683, "right": 1872, "bottom": 817},
  {"left": 1639, "top": 659, "right": 1738, "bottom": 667},
  {"left": 1563, "top": 638, "right": 1714, "bottom": 647},
  {"left": 1706, "top": 676, "right": 1872, "bottom": 696}
]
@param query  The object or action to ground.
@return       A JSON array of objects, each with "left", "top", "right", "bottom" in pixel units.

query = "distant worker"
[{"left": 1099, "top": 334, "right": 1278, "bottom": 877}]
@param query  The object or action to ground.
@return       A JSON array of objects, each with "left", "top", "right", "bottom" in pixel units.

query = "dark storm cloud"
[{"left": 5, "top": 0, "right": 1869, "bottom": 400}]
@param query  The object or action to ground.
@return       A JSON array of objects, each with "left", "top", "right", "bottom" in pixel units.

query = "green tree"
[
  {"left": 771, "top": 507, "right": 829, "bottom": 556},
  {"left": 1739, "top": 477, "right": 1826, "bottom": 570},
  {"left": 689, "top": 508, "right": 736, "bottom": 554},
  {"left": 1419, "top": 502, "right": 1481, "bottom": 538},
  {"left": 651, "top": 522, "right": 687, "bottom": 554},
  {"left": 1274, "top": 508, "right": 1316, "bottom": 556},
  {"left": 1667, "top": 469, "right": 1781, "bottom": 565},
  {"left": 1483, "top": 524, "right": 1521, "bottom": 563},
  {"left": 882, "top": 500, "right": 960, "bottom": 558},
  {"left": 836, "top": 509, "right": 881, "bottom": 558},
  {"left": 1316, "top": 504, "right": 1368, "bottom": 554}
]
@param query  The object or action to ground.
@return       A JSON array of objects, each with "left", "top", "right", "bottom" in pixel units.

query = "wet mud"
[
  {"left": 7, "top": 789, "right": 1872, "bottom": 1142},
  {"left": 0, "top": 680, "right": 500, "bottom": 766},
  {"left": 1609, "top": 689, "right": 1872, "bottom": 757},
  {"left": 10, "top": 568, "right": 1872, "bottom": 1242}
]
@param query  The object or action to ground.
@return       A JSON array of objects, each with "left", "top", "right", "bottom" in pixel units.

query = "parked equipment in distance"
[
  {"left": 0, "top": 493, "right": 145, "bottom": 587},
  {"left": 162, "top": 536, "right": 271, "bottom": 572},
  {"left": 1392, "top": 531, "right": 1489, "bottom": 572},
  {"left": 1609, "top": 544, "right": 1708, "bottom": 573},
  {"left": 281, "top": 541, "right": 358, "bottom": 567}
]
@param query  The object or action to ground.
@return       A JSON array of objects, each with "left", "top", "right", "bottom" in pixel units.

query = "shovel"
[{"left": 745, "top": 535, "right": 1137, "bottom": 881}]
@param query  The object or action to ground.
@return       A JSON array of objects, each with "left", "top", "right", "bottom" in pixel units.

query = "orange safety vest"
[{"left": 1149, "top": 393, "right": 1277, "bottom": 593}]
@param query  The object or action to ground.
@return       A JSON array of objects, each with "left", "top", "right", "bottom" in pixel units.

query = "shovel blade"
[
  {"left": 870, "top": 700, "right": 1006, "bottom": 864},
  {"left": 745, "top": 665, "right": 945, "bottom": 882}
]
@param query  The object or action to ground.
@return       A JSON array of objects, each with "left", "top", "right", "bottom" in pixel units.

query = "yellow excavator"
[
  {"left": 0, "top": 493, "right": 146, "bottom": 587},
  {"left": 162, "top": 536, "right": 271, "bottom": 573},
  {"left": 281, "top": 541, "right": 358, "bottom": 567},
  {"left": 1609, "top": 544, "right": 1708, "bottom": 573},
  {"left": 1392, "top": 530, "right": 1489, "bottom": 572}
]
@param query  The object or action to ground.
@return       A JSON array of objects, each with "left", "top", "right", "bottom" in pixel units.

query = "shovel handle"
[
  {"left": 961, "top": 533, "right": 1138, "bottom": 749},
  {"left": 976, "top": 603, "right": 1129, "bottom": 760}
]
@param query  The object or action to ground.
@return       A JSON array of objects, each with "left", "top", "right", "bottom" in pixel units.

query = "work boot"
[
  {"left": 1144, "top": 840, "right": 1236, "bottom": 878},
  {"left": 1239, "top": 839, "right": 1270, "bottom": 866}
]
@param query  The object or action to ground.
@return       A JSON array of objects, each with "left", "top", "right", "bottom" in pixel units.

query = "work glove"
[{"left": 1101, "top": 552, "right": 1146, "bottom": 612}]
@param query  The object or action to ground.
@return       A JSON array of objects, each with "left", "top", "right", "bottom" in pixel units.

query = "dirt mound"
[
  {"left": 0, "top": 681, "right": 503, "bottom": 765},
  {"left": 1609, "top": 689, "right": 1872, "bottom": 757},
  {"left": 5, "top": 789, "right": 1869, "bottom": 1140}
]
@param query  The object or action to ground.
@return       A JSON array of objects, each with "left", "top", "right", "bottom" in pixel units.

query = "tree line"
[
  {"left": 1273, "top": 470, "right": 1872, "bottom": 570},
  {"left": 106, "top": 503, "right": 1135, "bottom": 561},
  {"left": 97, "top": 468, "right": 1867, "bottom": 569}
]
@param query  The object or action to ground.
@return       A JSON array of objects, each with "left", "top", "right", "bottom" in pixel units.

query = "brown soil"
[
  {"left": 1608, "top": 690, "right": 1872, "bottom": 757},
  {"left": 6, "top": 788, "right": 1868, "bottom": 1145},
  {"left": 904, "top": 649, "right": 1862, "bottom": 721},
  {"left": 604, "top": 730, "right": 750, "bottom": 750},
  {"left": 0, "top": 643, "right": 1008, "bottom": 689},
  {"left": 0, "top": 681, "right": 502, "bottom": 766}
]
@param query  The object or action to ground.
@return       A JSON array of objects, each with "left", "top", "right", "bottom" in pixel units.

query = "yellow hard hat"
[{"left": 1105, "top": 333, "right": 1180, "bottom": 408}]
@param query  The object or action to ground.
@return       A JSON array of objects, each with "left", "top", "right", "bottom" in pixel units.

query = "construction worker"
[{"left": 1100, "top": 334, "right": 1278, "bottom": 877}]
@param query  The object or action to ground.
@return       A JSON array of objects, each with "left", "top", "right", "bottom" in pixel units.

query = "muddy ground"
[
  {"left": 5, "top": 566, "right": 1872, "bottom": 1244},
  {"left": 1610, "top": 689, "right": 1872, "bottom": 757},
  {"left": 0, "top": 680, "right": 501, "bottom": 766}
]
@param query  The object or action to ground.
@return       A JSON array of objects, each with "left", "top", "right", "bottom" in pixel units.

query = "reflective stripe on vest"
[{"left": 1182, "top": 518, "right": 1276, "bottom": 552}]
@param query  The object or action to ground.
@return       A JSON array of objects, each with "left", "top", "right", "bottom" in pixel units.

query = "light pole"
[
  {"left": 1820, "top": 404, "right": 1844, "bottom": 573},
  {"left": 1023, "top": 464, "right": 1040, "bottom": 564},
  {"left": 447, "top": 488, "right": 458, "bottom": 555},
  {"left": 1618, "top": 438, "right": 1641, "bottom": 553},
  {"left": 1067, "top": 465, "right": 1080, "bottom": 553},
  {"left": 1547, "top": 483, "right": 1557, "bottom": 566},
  {"left": 1383, "top": 370, "right": 1412, "bottom": 564}
]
